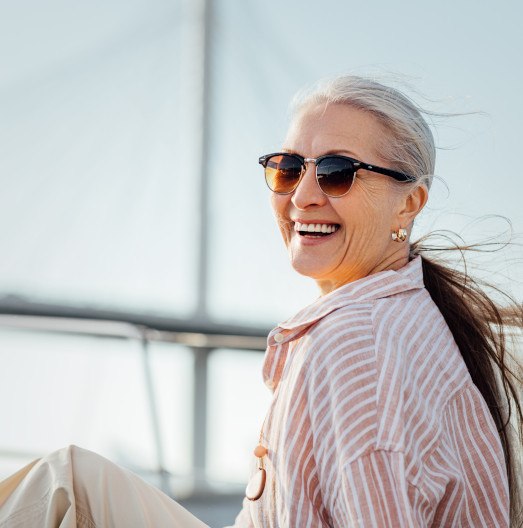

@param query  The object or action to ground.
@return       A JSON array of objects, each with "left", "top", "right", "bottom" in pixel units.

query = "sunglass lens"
[
  {"left": 264, "top": 154, "right": 302, "bottom": 193},
  {"left": 316, "top": 157, "right": 355, "bottom": 197}
]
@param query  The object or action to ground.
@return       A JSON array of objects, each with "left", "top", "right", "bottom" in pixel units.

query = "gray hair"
[{"left": 289, "top": 75, "right": 435, "bottom": 189}]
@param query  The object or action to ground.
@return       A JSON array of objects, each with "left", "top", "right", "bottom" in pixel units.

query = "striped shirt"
[{"left": 231, "top": 257, "right": 509, "bottom": 527}]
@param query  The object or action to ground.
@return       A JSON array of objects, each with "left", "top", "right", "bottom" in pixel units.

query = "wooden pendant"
[
  {"left": 245, "top": 467, "right": 266, "bottom": 501},
  {"left": 246, "top": 443, "right": 268, "bottom": 501}
]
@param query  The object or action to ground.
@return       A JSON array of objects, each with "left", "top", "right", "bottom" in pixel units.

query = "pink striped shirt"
[{"left": 231, "top": 257, "right": 509, "bottom": 527}]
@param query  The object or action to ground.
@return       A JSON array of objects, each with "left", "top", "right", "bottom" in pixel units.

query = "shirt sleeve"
[{"left": 331, "top": 450, "right": 424, "bottom": 527}]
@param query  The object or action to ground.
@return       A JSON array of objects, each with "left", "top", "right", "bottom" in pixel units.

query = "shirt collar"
[{"left": 267, "top": 257, "right": 424, "bottom": 347}]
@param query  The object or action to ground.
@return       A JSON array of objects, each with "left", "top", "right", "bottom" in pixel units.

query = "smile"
[{"left": 293, "top": 221, "right": 340, "bottom": 237}]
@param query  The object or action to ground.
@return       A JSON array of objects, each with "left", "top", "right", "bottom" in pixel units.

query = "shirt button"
[{"left": 274, "top": 332, "right": 284, "bottom": 343}]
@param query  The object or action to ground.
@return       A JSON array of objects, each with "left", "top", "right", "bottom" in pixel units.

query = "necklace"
[{"left": 245, "top": 427, "right": 268, "bottom": 501}]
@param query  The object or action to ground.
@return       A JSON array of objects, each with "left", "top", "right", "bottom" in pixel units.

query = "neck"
[{"left": 315, "top": 248, "right": 410, "bottom": 295}]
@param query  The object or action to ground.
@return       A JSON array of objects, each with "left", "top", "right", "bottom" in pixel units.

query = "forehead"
[{"left": 284, "top": 103, "right": 389, "bottom": 162}]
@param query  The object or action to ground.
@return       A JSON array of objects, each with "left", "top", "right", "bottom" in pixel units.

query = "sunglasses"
[{"left": 259, "top": 152, "right": 415, "bottom": 197}]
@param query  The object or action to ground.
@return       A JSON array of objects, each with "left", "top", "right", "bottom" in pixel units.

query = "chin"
[{"left": 289, "top": 258, "right": 330, "bottom": 280}]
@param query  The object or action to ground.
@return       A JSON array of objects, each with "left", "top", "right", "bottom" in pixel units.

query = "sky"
[
  {"left": 0, "top": 0, "right": 522, "bottom": 487},
  {"left": 1, "top": 0, "right": 521, "bottom": 326}
]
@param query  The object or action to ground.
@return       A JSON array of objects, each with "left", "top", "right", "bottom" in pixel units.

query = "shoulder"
[
  {"left": 302, "top": 285, "right": 471, "bottom": 450},
  {"left": 368, "top": 288, "right": 471, "bottom": 451},
  {"left": 371, "top": 286, "right": 451, "bottom": 350},
  {"left": 303, "top": 285, "right": 446, "bottom": 375},
  {"left": 369, "top": 286, "right": 470, "bottom": 404}
]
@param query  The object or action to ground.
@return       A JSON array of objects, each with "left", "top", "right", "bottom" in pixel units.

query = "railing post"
[
  {"left": 192, "top": 346, "right": 211, "bottom": 490},
  {"left": 141, "top": 333, "right": 170, "bottom": 496}
]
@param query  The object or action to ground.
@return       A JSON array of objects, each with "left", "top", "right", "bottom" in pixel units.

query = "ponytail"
[{"left": 411, "top": 238, "right": 523, "bottom": 526}]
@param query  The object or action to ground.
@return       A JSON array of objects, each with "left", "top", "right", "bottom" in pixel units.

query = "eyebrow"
[{"left": 281, "top": 148, "right": 361, "bottom": 159}]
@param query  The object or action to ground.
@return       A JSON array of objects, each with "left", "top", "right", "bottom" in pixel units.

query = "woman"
[
  {"left": 231, "top": 76, "right": 522, "bottom": 527},
  {"left": 1, "top": 75, "right": 522, "bottom": 527}
]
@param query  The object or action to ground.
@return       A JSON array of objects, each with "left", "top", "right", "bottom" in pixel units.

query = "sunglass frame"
[{"left": 259, "top": 152, "right": 416, "bottom": 197}]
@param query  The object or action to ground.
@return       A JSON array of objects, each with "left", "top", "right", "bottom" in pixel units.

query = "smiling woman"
[
  {"left": 268, "top": 102, "right": 428, "bottom": 295},
  {"left": 1, "top": 75, "right": 522, "bottom": 528},
  {"left": 240, "top": 75, "right": 522, "bottom": 527}
]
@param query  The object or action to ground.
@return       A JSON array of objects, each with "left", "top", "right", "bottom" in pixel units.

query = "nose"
[{"left": 291, "top": 161, "right": 328, "bottom": 210}]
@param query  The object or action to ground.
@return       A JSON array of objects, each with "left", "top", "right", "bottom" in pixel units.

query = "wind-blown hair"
[
  {"left": 291, "top": 75, "right": 523, "bottom": 526},
  {"left": 290, "top": 75, "right": 436, "bottom": 189}
]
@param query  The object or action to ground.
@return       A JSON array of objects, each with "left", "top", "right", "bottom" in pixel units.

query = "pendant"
[
  {"left": 245, "top": 467, "right": 266, "bottom": 501},
  {"left": 245, "top": 444, "right": 268, "bottom": 501}
]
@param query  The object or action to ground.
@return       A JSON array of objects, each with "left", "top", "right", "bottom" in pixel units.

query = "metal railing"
[{"left": 0, "top": 307, "right": 270, "bottom": 499}]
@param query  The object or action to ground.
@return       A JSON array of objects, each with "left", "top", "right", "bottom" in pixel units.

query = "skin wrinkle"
[{"left": 271, "top": 103, "right": 428, "bottom": 295}]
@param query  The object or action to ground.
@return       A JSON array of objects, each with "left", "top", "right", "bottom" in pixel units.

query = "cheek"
[
  {"left": 270, "top": 194, "right": 292, "bottom": 240},
  {"left": 337, "top": 183, "right": 395, "bottom": 236}
]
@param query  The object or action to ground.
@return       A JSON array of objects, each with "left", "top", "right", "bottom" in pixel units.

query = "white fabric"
[{"left": 0, "top": 445, "right": 209, "bottom": 528}]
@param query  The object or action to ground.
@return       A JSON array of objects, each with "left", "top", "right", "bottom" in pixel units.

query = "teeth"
[{"left": 294, "top": 222, "right": 339, "bottom": 234}]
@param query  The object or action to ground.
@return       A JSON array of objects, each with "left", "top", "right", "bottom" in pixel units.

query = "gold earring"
[{"left": 392, "top": 228, "right": 407, "bottom": 242}]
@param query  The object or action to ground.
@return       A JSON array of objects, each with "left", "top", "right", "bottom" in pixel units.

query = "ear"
[{"left": 396, "top": 184, "right": 429, "bottom": 228}]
